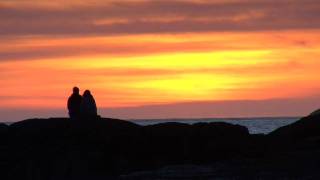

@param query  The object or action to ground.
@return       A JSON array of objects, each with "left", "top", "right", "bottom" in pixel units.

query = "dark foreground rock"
[{"left": 2, "top": 112, "right": 320, "bottom": 179}]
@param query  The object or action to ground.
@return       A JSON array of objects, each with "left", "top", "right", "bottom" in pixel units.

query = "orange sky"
[{"left": 1, "top": 0, "right": 320, "bottom": 120}]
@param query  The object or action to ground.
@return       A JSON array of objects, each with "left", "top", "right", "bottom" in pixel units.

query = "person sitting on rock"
[
  {"left": 67, "top": 87, "right": 82, "bottom": 120},
  {"left": 81, "top": 90, "right": 98, "bottom": 118}
]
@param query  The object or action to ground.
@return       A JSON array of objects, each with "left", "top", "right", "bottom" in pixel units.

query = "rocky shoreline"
[{"left": 1, "top": 111, "right": 320, "bottom": 179}]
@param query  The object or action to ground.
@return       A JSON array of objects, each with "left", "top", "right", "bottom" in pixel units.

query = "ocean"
[{"left": 131, "top": 117, "right": 300, "bottom": 134}]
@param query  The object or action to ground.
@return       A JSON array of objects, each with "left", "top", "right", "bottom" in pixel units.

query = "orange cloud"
[
  {"left": 1, "top": 30, "right": 320, "bottom": 110},
  {"left": 1, "top": 0, "right": 320, "bottom": 37}
]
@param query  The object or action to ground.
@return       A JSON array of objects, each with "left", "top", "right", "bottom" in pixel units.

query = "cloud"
[
  {"left": 0, "top": 30, "right": 318, "bottom": 62},
  {"left": 0, "top": 0, "right": 319, "bottom": 37},
  {"left": 69, "top": 60, "right": 303, "bottom": 78},
  {"left": 0, "top": 39, "right": 229, "bottom": 61},
  {"left": 104, "top": 97, "right": 320, "bottom": 119}
]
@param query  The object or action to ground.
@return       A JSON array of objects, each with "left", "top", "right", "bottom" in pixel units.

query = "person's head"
[
  {"left": 83, "top": 90, "right": 91, "bottom": 97},
  {"left": 73, "top": 87, "right": 80, "bottom": 94}
]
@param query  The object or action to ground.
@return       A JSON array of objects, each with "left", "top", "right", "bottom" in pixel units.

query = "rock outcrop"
[
  {"left": 269, "top": 112, "right": 320, "bottom": 146},
  {"left": 2, "top": 117, "right": 253, "bottom": 179},
  {"left": 2, "top": 112, "right": 320, "bottom": 179}
]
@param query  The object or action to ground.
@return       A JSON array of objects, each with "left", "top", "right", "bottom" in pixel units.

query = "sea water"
[{"left": 131, "top": 117, "right": 300, "bottom": 134}]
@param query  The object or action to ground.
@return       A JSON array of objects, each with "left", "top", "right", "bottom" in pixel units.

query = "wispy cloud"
[
  {"left": 0, "top": 31, "right": 319, "bottom": 62},
  {"left": 0, "top": 0, "right": 320, "bottom": 36}
]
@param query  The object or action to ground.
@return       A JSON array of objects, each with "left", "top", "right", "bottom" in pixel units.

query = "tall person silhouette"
[{"left": 67, "top": 87, "right": 82, "bottom": 120}]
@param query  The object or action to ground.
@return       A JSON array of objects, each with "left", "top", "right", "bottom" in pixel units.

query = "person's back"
[
  {"left": 67, "top": 87, "right": 82, "bottom": 119},
  {"left": 81, "top": 90, "right": 97, "bottom": 118}
]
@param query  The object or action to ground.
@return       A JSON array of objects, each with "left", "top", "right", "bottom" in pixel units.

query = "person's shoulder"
[{"left": 69, "top": 94, "right": 81, "bottom": 99}]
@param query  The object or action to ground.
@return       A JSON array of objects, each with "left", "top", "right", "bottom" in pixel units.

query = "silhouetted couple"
[{"left": 67, "top": 87, "right": 98, "bottom": 120}]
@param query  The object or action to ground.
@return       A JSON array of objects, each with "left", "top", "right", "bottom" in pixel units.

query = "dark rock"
[
  {"left": 4, "top": 112, "right": 320, "bottom": 179},
  {"left": 0, "top": 123, "right": 9, "bottom": 140},
  {"left": 120, "top": 164, "right": 217, "bottom": 180},
  {"left": 3, "top": 117, "right": 254, "bottom": 179},
  {"left": 0, "top": 122, "right": 9, "bottom": 130},
  {"left": 188, "top": 122, "right": 251, "bottom": 162},
  {"left": 269, "top": 113, "right": 320, "bottom": 143},
  {"left": 310, "top": 109, "right": 320, "bottom": 116},
  {"left": 0, "top": 123, "right": 10, "bottom": 180}
]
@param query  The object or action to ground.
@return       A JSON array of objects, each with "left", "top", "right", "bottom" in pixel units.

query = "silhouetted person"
[
  {"left": 81, "top": 90, "right": 98, "bottom": 118},
  {"left": 67, "top": 87, "right": 82, "bottom": 119}
]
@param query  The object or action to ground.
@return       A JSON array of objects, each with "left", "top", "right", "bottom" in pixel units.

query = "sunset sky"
[{"left": 1, "top": 0, "right": 320, "bottom": 121}]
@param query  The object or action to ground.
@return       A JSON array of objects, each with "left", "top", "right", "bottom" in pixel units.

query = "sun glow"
[{"left": 1, "top": 31, "right": 320, "bottom": 109}]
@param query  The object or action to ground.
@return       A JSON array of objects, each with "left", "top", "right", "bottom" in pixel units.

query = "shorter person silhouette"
[
  {"left": 67, "top": 87, "right": 82, "bottom": 120},
  {"left": 81, "top": 90, "right": 98, "bottom": 118}
]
